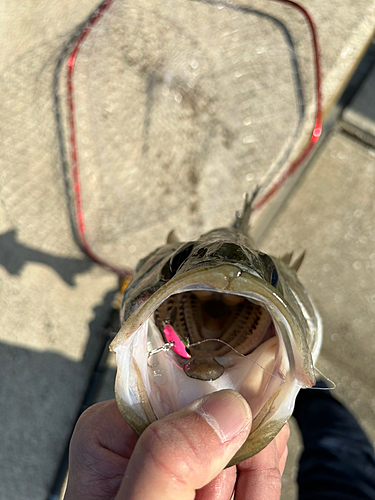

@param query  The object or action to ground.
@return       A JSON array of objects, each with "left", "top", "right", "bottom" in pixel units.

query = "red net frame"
[{"left": 67, "top": 0, "right": 322, "bottom": 277}]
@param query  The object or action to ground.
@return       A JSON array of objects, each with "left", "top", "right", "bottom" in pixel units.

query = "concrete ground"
[
  {"left": 1, "top": 1, "right": 375, "bottom": 499},
  {"left": 263, "top": 128, "right": 375, "bottom": 498}
]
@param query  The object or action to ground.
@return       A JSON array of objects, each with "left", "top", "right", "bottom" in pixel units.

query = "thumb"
[{"left": 116, "top": 390, "right": 252, "bottom": 500}]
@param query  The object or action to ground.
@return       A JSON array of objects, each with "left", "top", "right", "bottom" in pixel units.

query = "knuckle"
[
  {"left": 73, "top": 402, "right": 112, "bottom": 443},
  {"left": 259, "top": 466, "right": 282, "bottom": 490},
  {"left": 70, "top": 406, "right": 108, "bottom": 468},
  {"left": 73, "top": 416, "right": 97, "bottom": 447},
  {"left": 74, "top": 404, "right": 100, "bottom": 435},
  {"left": 246, "top": 466, "right": 282, "bottom": 495}
]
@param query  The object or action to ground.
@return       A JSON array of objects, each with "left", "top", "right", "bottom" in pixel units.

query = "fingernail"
[{"left": 196, "top": 390, "right": 252, "bottom": 443}]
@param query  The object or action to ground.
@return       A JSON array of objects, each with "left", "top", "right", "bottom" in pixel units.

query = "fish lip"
[{"left": 110, "top": 263, "right": 314, "bottom": 387}]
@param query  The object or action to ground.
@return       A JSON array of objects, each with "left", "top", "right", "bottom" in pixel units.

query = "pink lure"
[{"left": 163, "top": 324, "right": 191, "bottom": 359}]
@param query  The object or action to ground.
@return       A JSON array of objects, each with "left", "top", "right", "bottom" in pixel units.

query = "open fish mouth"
[
  {"left": 111, "top": 263, "right": 319, "bottom": 465},
  {"left": 154, "top": 290, "right": 276, "bottom": 364},
  {"left": 153, "top": 289, "right": 278, "bottom": 383}
]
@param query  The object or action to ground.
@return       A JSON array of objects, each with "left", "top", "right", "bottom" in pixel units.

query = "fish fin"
[
  {"left": 167, "top": 230, "right": 179, "bottom": 244},
  {"left": 291, "top": 250, "right": 306, "bottom": 271},
  {"left": 280, "top": 251, "right": 294, "bottom": 265},
  {"left": 233, "top": 187, "right": 260, "bottom": 233}
]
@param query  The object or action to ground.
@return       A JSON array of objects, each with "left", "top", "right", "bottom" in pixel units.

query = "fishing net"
[{"left": 3, "top": 0, "right": 320, "bottom": 273}]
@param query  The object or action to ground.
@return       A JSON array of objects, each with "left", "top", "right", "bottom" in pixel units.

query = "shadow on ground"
[
  {"left": 0, "top": 288, "right": 118, "bottom": 500},
  {"left": 0, "top": 229, "right": 93, "bottom": 286}
]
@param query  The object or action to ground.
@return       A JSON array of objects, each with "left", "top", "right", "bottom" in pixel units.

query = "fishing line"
[
  {"left": 190, "top": 337, "right": 310, "bottom": 389},
  {"left": 191, "top": 338, "right": 336, "bottom": 390},
  {"left": 147, "top": 336, "right": 325, "bottom": 390},
  {"left": 310, "top": 366, "right": 336, "bottom": 390}
]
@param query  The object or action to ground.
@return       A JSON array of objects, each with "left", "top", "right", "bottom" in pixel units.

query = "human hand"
[{"left": 64, "top": 390, "right": 289, "bottom": 500}]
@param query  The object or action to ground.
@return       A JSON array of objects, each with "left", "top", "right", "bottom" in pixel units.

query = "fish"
[{"left": 110, "top": 192, "right": 322, "bottom": 466}]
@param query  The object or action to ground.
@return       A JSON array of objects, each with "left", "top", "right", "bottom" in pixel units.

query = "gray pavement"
[
  {"left": 263, "top": 130, "right": 375, "bottom": 499},
  {"left": 342, "top": 61, "right": 375, "bottom": 147},
  {"left": 1, "top": 1, "right": 375, "bottom": 499}
]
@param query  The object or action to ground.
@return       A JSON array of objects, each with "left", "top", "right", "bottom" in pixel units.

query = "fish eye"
[
  {"left": 270, "top": 266, "right": 279, "bottom": 287},
  {"left": 258, "top": 252, "right": 279, "bottom": 287}
]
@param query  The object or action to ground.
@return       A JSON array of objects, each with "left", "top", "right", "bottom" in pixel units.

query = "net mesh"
[{"left": 1, "top": 0, "right": 318, "bottom": 270}]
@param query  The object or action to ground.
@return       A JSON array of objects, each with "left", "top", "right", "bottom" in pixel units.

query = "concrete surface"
[
  {"left": 1, "top": 0, "right": 375, "bottom": 499},
  {"left": 262, "top": 131, "right": 375, "bottom": 499},
  {"left": 298, "top": 0, "right": 375, "bottom": 113},
  {"left": 343, "top": 63, "right": 375, "bottom": 137}
]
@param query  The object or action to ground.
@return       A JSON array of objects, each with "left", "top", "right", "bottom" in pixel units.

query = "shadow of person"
[
  {"left": 0, "top": 340, "right": 117, "bottom": 500},
  {"left": 0, "top": 229, "right": 93, "bottom": 286},
  {"left": 0, "top": 287, "right": 119, "bottom": 499}
]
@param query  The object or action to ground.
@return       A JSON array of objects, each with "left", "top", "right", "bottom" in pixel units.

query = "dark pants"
[{"left": 293, "top": 381, "right": 375, "bottom": 500}]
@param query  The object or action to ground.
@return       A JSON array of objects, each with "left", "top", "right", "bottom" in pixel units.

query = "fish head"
[
  {"left": 110, "top": 227, "right": 320, "bottom": 466},
  {"left": 120, "top": 227, "right": 278, "bottom": 321}
]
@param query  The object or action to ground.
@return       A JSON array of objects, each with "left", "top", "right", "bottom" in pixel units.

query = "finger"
[
  {"left": 195, "top": 466, "right": 237, "bottom": 500},
  {"left": 279, "top": 446, "right": 288, "bottom": 475},
  {"left": 275, "top": 423, "right": 290, "bottom": 460},
  {"left": 275, "top": 424, "right": 289, "bottom": 477},
  {"left": 235, "top": 435, "right": 282, "bottom": 500},
  {"left": 116, "top": 390, "right": 252, "bottom": 500},
  {"left": 64, "top": 400, "right": 138, "bottom": 500}
]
